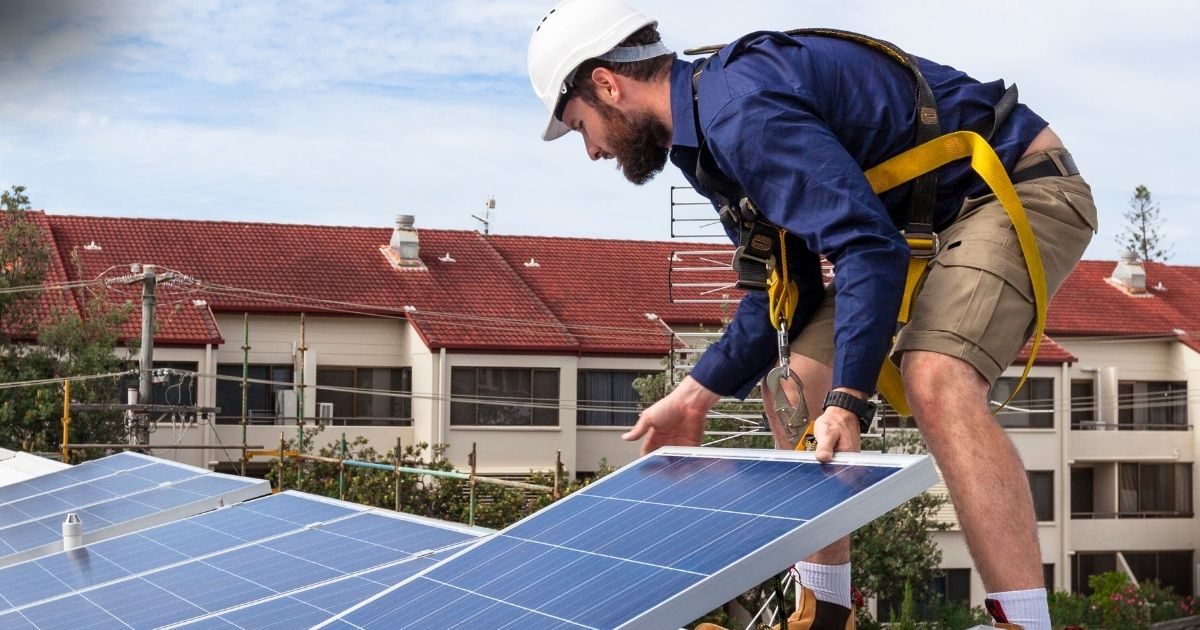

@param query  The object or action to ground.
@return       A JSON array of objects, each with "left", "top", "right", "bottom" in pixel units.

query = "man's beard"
[{"left": 597, "top": 102, "right": 671, "bottom": 185}]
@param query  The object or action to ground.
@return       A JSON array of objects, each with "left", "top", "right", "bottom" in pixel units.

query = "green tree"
[
  {"left": 1116, "top": 184, "right": 1172, "bottom": 262},
  {"left": 0, "top": 186, "right": 130, "bottom": 455},
  {"left": 851, "top": 429, "right": 950, "bottom": 616},
  {"left": 1, "top": 185, "right": 51, "bottom": 335}
]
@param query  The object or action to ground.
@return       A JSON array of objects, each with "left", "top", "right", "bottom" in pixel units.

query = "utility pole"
[{"left": 130, "top": 264, "right": 174, "bottom": 446}]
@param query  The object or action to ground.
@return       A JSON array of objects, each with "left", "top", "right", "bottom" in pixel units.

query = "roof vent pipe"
[
  {"left": 390, "top": 214, "right": 420, "bottom": 263},
  {"left": 1110, "top": 250, "right": 1147, "bottom": 294},
  {"left": 62, "top": 513, "right": 82, "bottom": 550}
]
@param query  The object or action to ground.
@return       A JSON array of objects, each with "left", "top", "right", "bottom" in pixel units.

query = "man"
[{"left": 528, "top": 1, "right": 1095, "bottom": 628}]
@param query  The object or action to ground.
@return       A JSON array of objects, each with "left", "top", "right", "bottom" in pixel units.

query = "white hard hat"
[{"left": 528, "top": 0, "right": 662, "bottom": 141}]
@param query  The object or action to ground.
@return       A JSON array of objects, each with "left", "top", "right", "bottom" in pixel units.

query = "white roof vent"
[
  {"left": 83, "top": 240, "right": 102, "bottom": 251},
  {"left": 382, "top": 214, "right": 426, "bottom": 270},
  {"left": 438, "top": 253, "right": 456, "bottom": 263},
  {"left": 1106, "top": 250, "right": 1147, "bottom": 295},
  {"left": 524, "top": 258, "right": 540, "bottom": 268}
]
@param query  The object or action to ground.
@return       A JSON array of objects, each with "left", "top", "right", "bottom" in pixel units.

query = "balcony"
[{"left": 1069, "top": 427, "right": 1193, "bottom": 461}]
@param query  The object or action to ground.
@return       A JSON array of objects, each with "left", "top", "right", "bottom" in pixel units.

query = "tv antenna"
[{"left": 472, "top": 196, "right": 495, "bottom": 235}]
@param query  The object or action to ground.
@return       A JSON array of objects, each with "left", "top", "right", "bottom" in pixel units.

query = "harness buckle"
[
  {"left": 764, "top": 366, "right": 812, "bottom": 450},
  {"left": 732, "top": 245, "right": 773, "bottom": 291},
  {"left": 905, "top": 232, "right": 940, "bottom": 259}
]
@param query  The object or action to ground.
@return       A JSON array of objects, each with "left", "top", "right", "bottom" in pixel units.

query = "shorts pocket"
[
  {"left": 1061, "top": 187, "right": 1099, "bottom": 233},
  {"left": 907, "top": 242, "right": 1036, "bottom": 365}
]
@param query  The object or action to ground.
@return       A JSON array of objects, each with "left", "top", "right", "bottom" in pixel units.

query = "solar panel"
[
  {"left": 0, "top": 491, "right": 484, "bottom": 629},
  {"left": 169, "top": 545, "right": 474, "bottom": 630},
  {"left": 318, "top": 447, "right": 937, "bottom": 630},
  {"left": 0, "top": 452, "right": 269, "bottom": 568}
]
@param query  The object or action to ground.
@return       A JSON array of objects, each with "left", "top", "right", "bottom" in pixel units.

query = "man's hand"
[
  {"left": 622, "top": 376, "right": 720, "bottom": 456},
  {"left": 812, "top": 388, "right": 865, "bottom": 463}
]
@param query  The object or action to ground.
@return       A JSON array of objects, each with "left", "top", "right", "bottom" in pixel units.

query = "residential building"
[
  {"left": 13, "top": 211, "right": 1198, "bottom": 604},
  {"left": 30, "top": 212, "right": 728, "bottom": 478}
]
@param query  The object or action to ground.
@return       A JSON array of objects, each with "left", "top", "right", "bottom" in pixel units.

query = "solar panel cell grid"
[
  {"left": 0, "top": 488, "right": 486, "bottom": 630},
  {"left": 320, "top": 448, "right": 935, "bottom": 630}
]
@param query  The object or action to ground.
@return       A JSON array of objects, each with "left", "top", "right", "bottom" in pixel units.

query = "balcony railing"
[
  {"left": 1070, "top": 419, "right": 1191, "bottom": 432},
  {"left": 1071, "top": 511, "right": 1194, "bottom": 519},
  {"left": 215, "top": 415, "right": 413, "bottom": 427}
]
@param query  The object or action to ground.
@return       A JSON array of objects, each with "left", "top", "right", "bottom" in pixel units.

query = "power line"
[{"left": 0, "top": 370, "right": 136, "bottom": 391}]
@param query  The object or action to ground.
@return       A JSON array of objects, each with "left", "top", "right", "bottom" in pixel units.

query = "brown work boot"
[{"left": 695, "top": 588, "right": 854, "bottom": 630}]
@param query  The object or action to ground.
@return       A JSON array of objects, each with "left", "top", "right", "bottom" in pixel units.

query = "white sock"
[
  {"left": 796, "top": 561, "right": 852, "bottom": 608},
  {"left": 986, "top": 588, "right": 1050, "bottom": 630}
]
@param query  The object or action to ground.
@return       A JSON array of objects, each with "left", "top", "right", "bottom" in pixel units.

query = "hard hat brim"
[{"left": 542, "top": 115, "right": 570, "bottom": 142}]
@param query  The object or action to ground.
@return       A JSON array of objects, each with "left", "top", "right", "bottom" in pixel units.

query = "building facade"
[{"left": 24, "top": 211, "right": 1199, "bottom": 603}]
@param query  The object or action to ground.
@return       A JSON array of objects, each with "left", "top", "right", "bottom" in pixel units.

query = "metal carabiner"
[{"left": 764, "top": 365, "right": 811, "bottom": 449}]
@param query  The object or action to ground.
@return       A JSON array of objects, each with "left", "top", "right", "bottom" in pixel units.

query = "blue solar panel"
[
  {"left": 319, "top": 447, "right": 936, "bottom": 630},
  {"left": 0, "top": 453, "right": 269, "bottom": 568},
  {"left": 0, "top": 493, "right": 321, "bottom": 610},
  {"left": 0, "top": 491, "right": 484, "bottom": 629}
]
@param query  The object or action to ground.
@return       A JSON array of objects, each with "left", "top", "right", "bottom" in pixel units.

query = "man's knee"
[{"left": 900, "top": 351, "right": 990, "bottom": 420}]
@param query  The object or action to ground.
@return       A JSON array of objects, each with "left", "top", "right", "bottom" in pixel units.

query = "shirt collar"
[{"left": 669, "top": 58, "right": 700, "bottom": 150}]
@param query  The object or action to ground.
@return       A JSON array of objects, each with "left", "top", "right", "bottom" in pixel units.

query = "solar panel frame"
[{"left": 318, "top": 447, "right": 937, "bottom": 630}]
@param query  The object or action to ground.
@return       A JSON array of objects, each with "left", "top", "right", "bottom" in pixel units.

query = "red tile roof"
[
  {"left": 1048, "top": 260, "right": 1200, "bottom": 338},
  {"left": 1016, "top": 335, "right": 1076, "bottom": 365},
  {"left": 30, "top": 211, "right": 1191, "bottom": 363},
  {"left": 488, "top": 235, "right": 731, "bottom": 354},
  {"left": 44, "top": 214, "right": 727, "bottom": 354}
]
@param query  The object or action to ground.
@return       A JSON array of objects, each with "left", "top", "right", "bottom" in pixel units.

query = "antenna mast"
[{"left": 471, "top": 196, "right": 495, "bottom": 235}]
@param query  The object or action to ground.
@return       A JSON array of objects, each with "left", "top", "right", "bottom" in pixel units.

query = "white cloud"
[{"left": 0, "top": 0, "right": 1197, "bottom": 263}]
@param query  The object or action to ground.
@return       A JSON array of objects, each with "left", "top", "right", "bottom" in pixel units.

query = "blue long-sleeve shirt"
[{"left": 671, "top": 32, "right": 1047, "bottom": 398}]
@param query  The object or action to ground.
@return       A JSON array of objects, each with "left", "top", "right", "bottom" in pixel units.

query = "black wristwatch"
[{"left": 823, "top": 391, "right": 876, "bottom": 434}]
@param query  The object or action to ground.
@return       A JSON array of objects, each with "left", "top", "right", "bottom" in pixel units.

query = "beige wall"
[{"left": 134, "top": 313, "right": 670, "bottom": 476}]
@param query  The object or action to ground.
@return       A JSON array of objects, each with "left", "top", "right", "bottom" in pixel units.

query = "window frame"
[
  {"left": 315, "top": 366, "right": 412, "bottom": 427},
  {"left": 576, "top": 369, "right": 654, "bottom": 427},
  {"left": 450, "top": 367, "right": 561, "bottom": 427},
  {"left": 1027, "top": 470, "right": 1055, "bottom": 522},
  {"left": 990, "top": 377, "right": 1055, "bottom": 429},
  {"left": 215, "top": 363, "right": 294, "bottom": 425}
]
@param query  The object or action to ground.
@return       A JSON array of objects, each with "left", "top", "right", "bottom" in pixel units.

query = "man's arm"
[{"left": 706, "top": 87, "right": 909, "bottom": 395}]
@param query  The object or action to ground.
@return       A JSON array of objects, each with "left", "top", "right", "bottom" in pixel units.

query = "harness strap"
[
  {"left": 864, "top": 131, "right": 1049, "bottom": 414},
  {"left": 782, "top": 28, "right": 943, "bottom": 236}
]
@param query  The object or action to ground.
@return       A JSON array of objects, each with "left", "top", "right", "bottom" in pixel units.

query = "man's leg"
[
  {"left": 902, "top": 349, "right": 1047, "bottom": 627},
  {"left": 763, "top": 353, "right": 856, "bottom": 617}
]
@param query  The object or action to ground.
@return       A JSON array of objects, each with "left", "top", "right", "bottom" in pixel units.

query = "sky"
[{"left": 1, "top": 0, "right": 1197, "bottom": 263}]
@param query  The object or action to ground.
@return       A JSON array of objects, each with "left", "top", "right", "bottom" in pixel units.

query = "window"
[
  {"left": 1118, "top": 463, "right": 1193, "bottom": 517},
  {"left": 991, "top": 377, "right": 1054, "bottom": 428},
  {"left": 1070, "top": 379, "right": 1096, "bottom": 429},
  {"left": 1027, "top": 470, "right": 1054, "bottom": 522},
  {"left": 1043, "top": 564, "right": 1055, "bottom": 590},
  {"left": 577, "top": 370, "right": 653, "bottom": 426},
  {"left": 1074, "top": 551, "right": 1194, "bottom": 598},
  {"left": 1072, "top": 553, "right": 1116, "bottom": 595},
  {"left": 450, "top": 367, "right": 559, "bottom": 426},
  {"left": 878, "top": 568, "right": 970, "bottom": 621},
  {"left": 1118, "top": 381, "right": 1187, "bottom": 430},
  {"left": 1070, "top": 466, "right": 1095, "bottom": 518},
  {"left": 316, "top": 367, "right": 412, "bottom": 426},
  {"left": 1124, "top": 551, "right": 1194, "bottom": 597},
  {"left": 215, "top": 364, "right": 292, "bottom": 424},
  {"left": 121, "top": 361, "right": 198, "bottom": 408}
]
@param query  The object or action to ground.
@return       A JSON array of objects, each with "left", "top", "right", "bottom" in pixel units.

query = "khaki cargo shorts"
[{"left": 792, "top": 148, "right": 1098, "bottom": 385}]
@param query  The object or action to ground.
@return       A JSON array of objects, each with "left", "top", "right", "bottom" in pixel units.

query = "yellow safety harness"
[{"left": 688, "top": 30, "right": 1046, "bottom": 436}]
